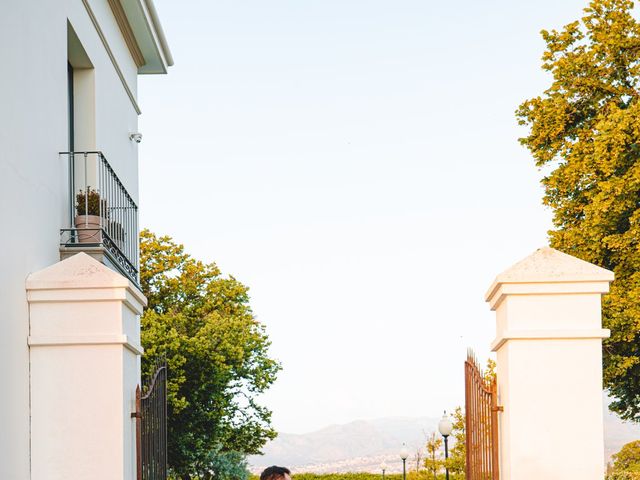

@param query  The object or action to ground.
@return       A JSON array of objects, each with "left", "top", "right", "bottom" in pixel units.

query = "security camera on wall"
[{"left": 129, "top": 132, "right": 143, "bottom": 143}]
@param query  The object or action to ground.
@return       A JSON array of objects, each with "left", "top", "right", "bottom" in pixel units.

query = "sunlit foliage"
[
  {"left": 517, "top": 0, "right": 640, "bottom": 421},
  {"left": 141, "top": 230, "right": 280, "bottom": 480}
]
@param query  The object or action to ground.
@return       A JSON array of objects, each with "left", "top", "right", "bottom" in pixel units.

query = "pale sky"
[{"left": 139, "top": 0, "right": 590, "bottom": 434}]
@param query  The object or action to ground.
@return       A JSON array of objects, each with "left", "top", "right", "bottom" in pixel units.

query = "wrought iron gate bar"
[
  {"left": 465, "top": 350, "right": 500, "bottom": 480},
  {"left": 134, "top": 361, "right": 167, "bottom": 480}
]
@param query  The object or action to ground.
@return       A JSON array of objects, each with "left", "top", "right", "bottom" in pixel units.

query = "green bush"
[
  {"left": 76, "top": 188, "right": 107, "bottom": 217},
  {"left": 607, "top": 474, "right": 640, "bottom": 480},
  {"left": 251, "top": 472, "right": 462, "bottom": 480},
  {"left": 289, "top": 474, "right": 402, "bottom": 480}
]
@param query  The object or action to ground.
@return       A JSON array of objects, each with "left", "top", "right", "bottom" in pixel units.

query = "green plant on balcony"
[
  {"left": 75, "top": 188, "right": 107, "bottom": 217},
  {"left": 74, "top": 188, "right": 107, "bottom": 244}
]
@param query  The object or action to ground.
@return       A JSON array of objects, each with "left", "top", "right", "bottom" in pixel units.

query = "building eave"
[{"left": 111, "top": 0, "right": 173, "bottom": 75}]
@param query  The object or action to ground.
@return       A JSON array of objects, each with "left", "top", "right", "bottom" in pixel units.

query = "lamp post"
[
  {"left": 438, "top": 411, "right": 453, "bottom": 480},
  {"left": 399, "top": 444, "right": 409, "bottom": 480},
  {"left": 380, "top": 462, "right": 387, "bottom": 480}
]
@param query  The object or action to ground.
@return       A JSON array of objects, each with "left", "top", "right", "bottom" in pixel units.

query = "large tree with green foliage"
[
  {"left": 517, "top": 0, "right": 640, "bottom": 421},
  {"left": 612, "top": 440, "right": 640, "bottom": 473},
  {"left": 140, "top": 230, "right": 281, "bottom": 480}
]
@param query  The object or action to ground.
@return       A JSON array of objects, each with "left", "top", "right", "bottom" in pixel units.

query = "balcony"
[{"left": 59, "top": 151, "right": 139, "bottom": 285}]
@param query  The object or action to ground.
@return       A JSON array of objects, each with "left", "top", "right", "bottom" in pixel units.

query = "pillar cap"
[
  {"left": 26, "top": 252, "right": 146, "bottom": 309},
  {"left": 485, "top": 247, "right": 614, "bottom": 309}
]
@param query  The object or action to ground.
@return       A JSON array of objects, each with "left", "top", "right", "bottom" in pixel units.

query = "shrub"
[
  {"left": 76, "top": 188, "right": 107, "bottom": 217},
  {"left": 607, "top": 473, "right": 640, "bottom": 480}
]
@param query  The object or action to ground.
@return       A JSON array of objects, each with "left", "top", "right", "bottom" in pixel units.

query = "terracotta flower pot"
[{"left": 74, "top": 215, "right": 103, "bottom": 243}]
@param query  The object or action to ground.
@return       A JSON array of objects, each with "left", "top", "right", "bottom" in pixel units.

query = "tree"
[
  {"left": 516, "top": 0, "right": 640, "bottom": 422},
  {"left": 612, "top": 440, "right": 640, "bottom": 473},
  {"left": 140, "top": 230, "right": 281, "bottom": 479},
  {"left": 201, "top": 447, "right": 251, "bottom": 480},
  {"left": 445, "top": 407, "right": 466, "bottom": 476},
  {"left": 424, "top": 432, "right": 443, "bottom": 479},
  {"left": 413, "top": 446, "right": 424, "bottom": 473}
]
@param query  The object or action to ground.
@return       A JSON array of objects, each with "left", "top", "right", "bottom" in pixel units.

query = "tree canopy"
[
  {"left": 140, "top": 230, "right": 280, "bottom": 479},
  {"left": 612, "top": 440, "right": 640, "bottom": 472},
  {"left": 423, "top": 432, "right": 443, "bottom": 479},
  {"left": 517, "top": 0, "right": 640, "bottom": 421}
]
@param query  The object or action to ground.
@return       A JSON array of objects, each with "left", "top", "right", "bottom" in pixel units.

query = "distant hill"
[
  {"left": 249, "top": 416, "right": 438, "bottom": 473},
  {"left": 249, "top": 407, "right": 640, "bottom": 473}
]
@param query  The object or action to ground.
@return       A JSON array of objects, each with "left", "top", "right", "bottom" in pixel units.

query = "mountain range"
[
  {"left": 249, "top": 408, "right": 640, "bottom": 473},
  {"left": 249, "top": 417, "right": 439, "bottom": 473}
]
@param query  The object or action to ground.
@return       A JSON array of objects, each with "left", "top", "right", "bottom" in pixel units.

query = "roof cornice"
[
  {"left": 107, "top": 0, "right": 146, "bottom": 68},
  {"left": 144, "top": 0, "right": 174, "bottom": 67},
  {"left": 108, "top": 0, "right": 173, "bottom": 74}
]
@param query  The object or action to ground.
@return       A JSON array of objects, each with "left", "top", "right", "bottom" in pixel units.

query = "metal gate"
[
  {"left": 133, "top": 361, "right": 168, "bottom": 480},
  {"left": 464, "top": 351, "right": 500, "bottom": 480}
]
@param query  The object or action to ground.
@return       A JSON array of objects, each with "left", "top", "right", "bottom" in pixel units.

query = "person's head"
[{"left": 260, "top": 466, "right": 291, "bottom": 480}]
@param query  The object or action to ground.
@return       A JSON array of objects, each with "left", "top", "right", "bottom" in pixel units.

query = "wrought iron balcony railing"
[{"left": 60, "top": 151, "right": 139, "bottom": 284}]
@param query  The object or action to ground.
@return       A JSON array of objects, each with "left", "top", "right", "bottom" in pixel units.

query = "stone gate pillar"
[
  {"left": 26, "top": 253, "right": 146, "bottom": 480},
  {"left": 485, "top": 247, "right": 613, "bottom": 480}
]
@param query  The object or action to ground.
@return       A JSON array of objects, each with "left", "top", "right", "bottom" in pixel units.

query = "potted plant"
[{"left": 75, "top": 188, "right": 108, "bottom": 243}]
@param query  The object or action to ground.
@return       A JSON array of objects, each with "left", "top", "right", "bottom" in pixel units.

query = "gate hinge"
[
  {"left": 131, "top": 412, "right": 142, "bottom": 419},
  {"left": 492, "top": 406, "right": 504, "bottom": 412}
]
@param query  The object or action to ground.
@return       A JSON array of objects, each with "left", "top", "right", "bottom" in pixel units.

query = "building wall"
[
  {"left": 68, "top": 0, "right": 141, "bottom": 201},
  {"left": 0, "top": 1, "right": 142, "bottom": 477}
]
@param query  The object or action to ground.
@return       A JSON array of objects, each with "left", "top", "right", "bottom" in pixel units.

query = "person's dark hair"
[{"left": 260, "top": 466, "right": 291, "bottom": 480}]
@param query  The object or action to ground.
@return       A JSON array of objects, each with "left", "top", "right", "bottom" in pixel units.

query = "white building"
[{"left": 0, "top": 1, "right": 171, "bottom": 478}]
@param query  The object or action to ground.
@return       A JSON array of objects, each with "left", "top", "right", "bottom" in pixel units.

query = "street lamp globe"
[
  {"left": 380, "top": 462, "right": 387, "bottom": 472},
  {"left": 399, "top": 445, "right": 409, "bottom": 460},
  {"left": 438, "top": 411, "right": 453, "bottom": 437}
]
